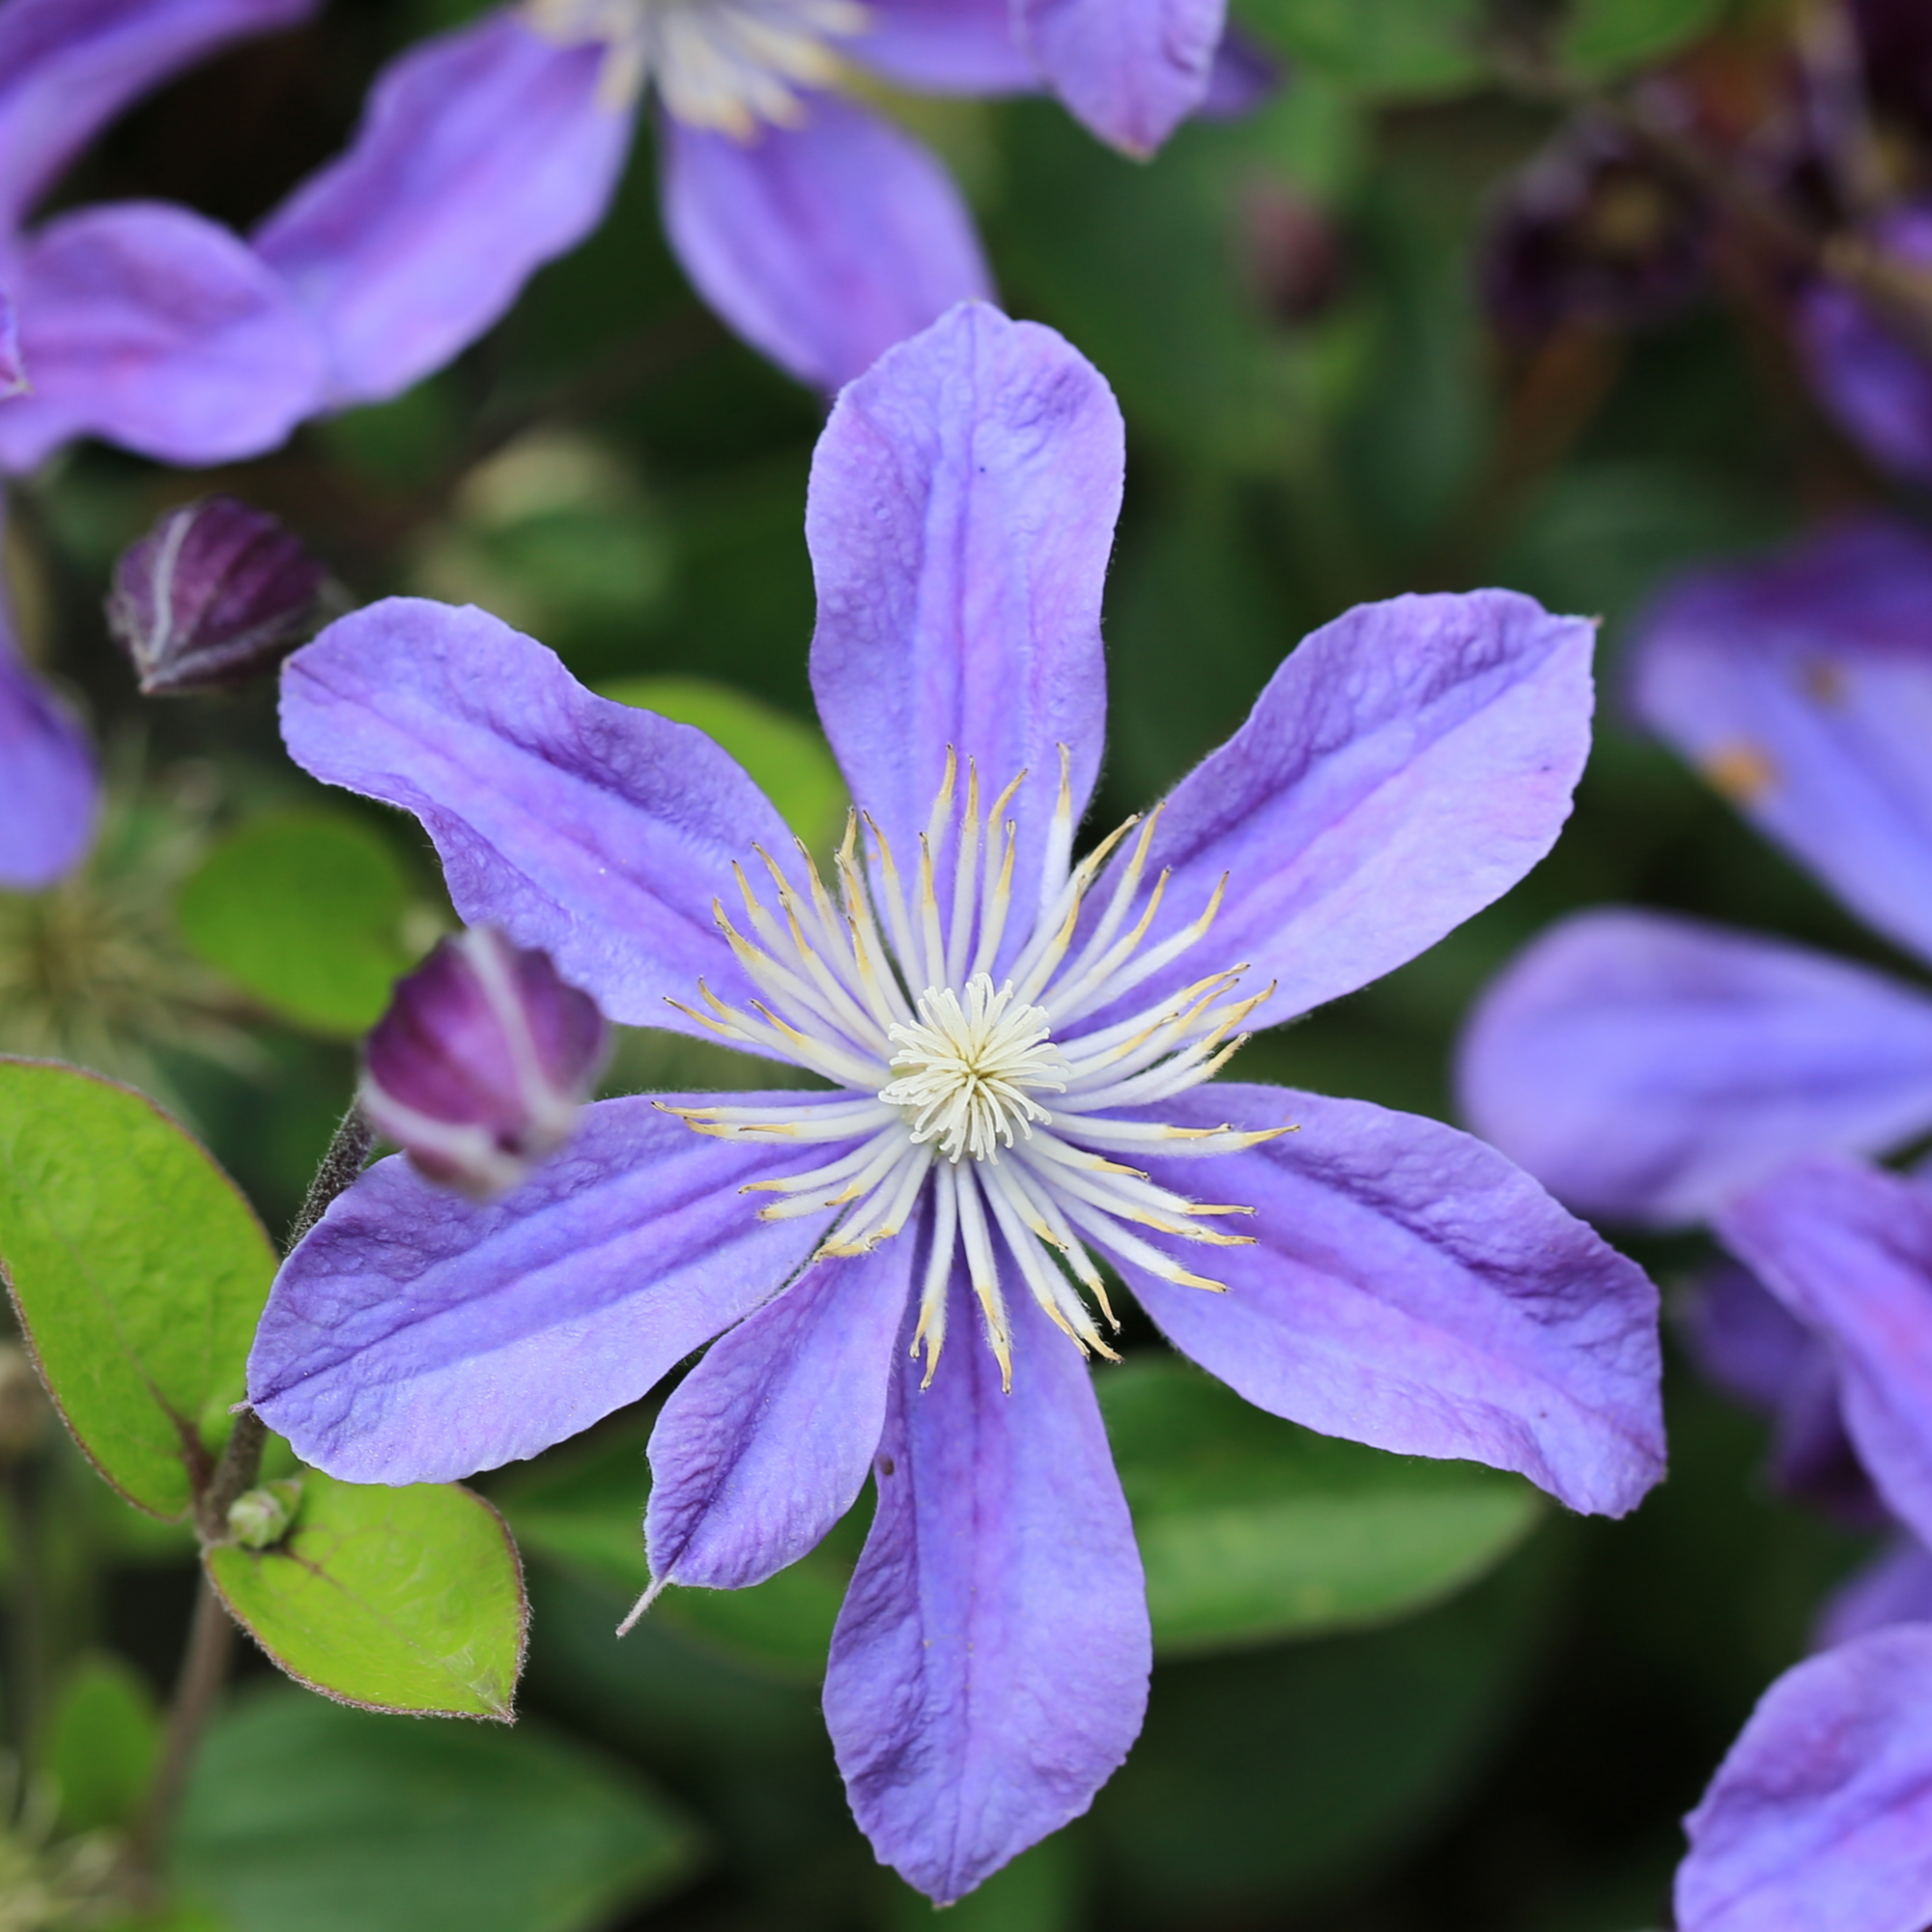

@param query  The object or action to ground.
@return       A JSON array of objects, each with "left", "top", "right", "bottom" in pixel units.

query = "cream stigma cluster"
[
  {"left": 526, "top": 0, "right": 869, "bottom": 129},
  {"left": 665, "top": 749, "right": 1288, "bottom": 1389}
]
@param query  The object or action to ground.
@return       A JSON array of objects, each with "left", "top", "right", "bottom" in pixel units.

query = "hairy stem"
[{"left": 288, "top": 1103, "right": 374, "bottom": 1253}]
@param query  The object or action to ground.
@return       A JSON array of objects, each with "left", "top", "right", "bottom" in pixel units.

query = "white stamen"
[
  {"left": 665, "top": 754, "right": 1281, "bottom": 1387},
  {"left": 526, "top": 0, "right": 869, "bottom": 131}
]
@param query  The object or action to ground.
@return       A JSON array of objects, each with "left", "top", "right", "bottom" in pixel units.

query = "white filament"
[
  {"left": 526, "top": 0, "right": 868, "bottom": 130},
  {"left": 662, "top": 749, "right": 1290, "bottom": 1390}
]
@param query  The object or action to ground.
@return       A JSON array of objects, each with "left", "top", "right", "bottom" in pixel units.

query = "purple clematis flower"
[
  {"left": 0, "top": 0, "right": 334, "bottom": 890},
  {"left": 1452, "top": 518, "right": 1932, "bottom": 1931},
  {"left": 1672, "top": 1156, "right": 1932, "bottom": 1932},
  {"left": 274, "top": 0, "right": 1271, "bottom": 400},
  {"left": 247, "top": 302, "right": 1662, "bottom": 1901},
  {"left": 1459, "top": 517, "right": 1932, "bottom": 1230}
]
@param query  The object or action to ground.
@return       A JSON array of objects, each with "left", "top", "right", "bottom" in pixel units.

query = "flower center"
[
  {"left": 526, "top": 0, "right": 868, "bottom": 131},
  {"left": 660, "top": 749, "right": 1288, "bottom": 1391},
  {"left": 879, "top": 976, "right": 1070, "bottom": 1162}
]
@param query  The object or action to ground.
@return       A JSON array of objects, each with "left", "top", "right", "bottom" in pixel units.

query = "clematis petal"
[
  {"left": 253, "top": 12, "right": 626, "bottom": 409},
  {"left": 646, "top": 1229, "right": 916, "bottom": 1591},
  {"left": 278, "top": 598, "right": 791, "bottom": 1032},
  {"left": 0, "top": 0, "right": 317, "bottom": 235},
  {"left": 660, "top": 95, "right": 990, "bottom": 394},
  {"left": 248, "top": 1094, "right": 843, "bottom": 1485},
  {"left": 824, "top": 1264, "right": 1150, "bottom": 1903},
  {"left": 807, "top": 301, "right": 1119, "bottom": 910},
  {"left": 1131, "top": 590, "right": 1594, "bottom": 1029},
  {"left": 0, "top": 620, "right": 97, "bottom": 891},
  {"left": 1684, "top": 1263, "right": 1883, "bottom": 1525},
  {"left": 0, "top": 203, "right": 327, "bottom": 471},
  {"left": 860, "top": 0, "right": 1039, "bottom": 92},
  {"left": 1629, "top": 517, "right": 1932, "bottom": 970},
  {"left": 1014, "top": 0, "right": 1226, "bottom": 156},
  {"left": 1457, "top": 909, "right": 1932, "bottom": 1228},
  {"left": 1196, "top": 25, "right": 1280, "bottom": 118},
  {"left": 1122, "top": 1082, "right": 1664, "bottom": 1518},
  {"left": 1719, "top": 1156, "right": 1932, "bottom": 1552},
  {"left": 1818, "top": 1538, "right": 1932, "bottom": 1653},
  {"left": 1676, "top": 1626, "right": 1932, "bottom": 1932}
]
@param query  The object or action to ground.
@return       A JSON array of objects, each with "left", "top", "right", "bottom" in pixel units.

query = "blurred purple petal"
[
  {"left": 807, "top": 301, "right": 1119, "bottom": 924},
  {"left": 661, "top": 95, "right": 990, "bottom": 393},
  {"left": 1796, "top": 207, "right": 1932, "bottom": 487},
  {"left": 0, "top": 202, "right": 326, "bottom": 470},
  {"left": 0, "top": 617, "right": 96, "bottom": 891},
  {"left": 1719, "top": 1157, "right": 1932, "bottom": 1551},
  {"left": 278, "top": 598, "right": 791, "bottom": 1033},
  {"left": 1131, "top": 590, "right": 1594, "bottom": 1030},
  {"left": 1631, "top": 519, "right": 1932, "bottom": 969},
  {"left": 1195, "top": 24, "right": 1280, "bottom": 119},
  {"left": 1123, "top": 1083, "right": 1663, "bottom": 1518},
  {"left": 248, "top": 1093, "right": 845, "bottom": 1483},
  {"left": 0, "top": 0, "right": 317, "bottom": 234},
  {"left": 861, "top": 0, "right": 1038, "bottom": 91},
  {"left": 646, "top": 1234, "right": 915, "bottom": 1591},
  {"left": 1677, "top": 1626, "right": 1932, "bottom": 1932},
  {"left": 1016, "top": 0, "right": 1225, "bottom": 156},
  {"left": 0, "top": 289, "right": 22, "bottom": 397},
  {"left": 1457, "top": 910, "right": 1932, "bottom": 1227},
  {"left": 254, "top": 13, "right": 626, "bottom": 409},
  {"left": 1684, "top": 1263, "right": 1884, "bottom": 1525},
  {"left": 825, "top": 1266, "right": 1149, "bottom": 1903},
  {"left": 1818, "top": 1538, "right": 1932, "bottom": 1652}
]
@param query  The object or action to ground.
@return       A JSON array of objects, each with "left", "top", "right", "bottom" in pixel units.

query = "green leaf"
[
  {"left": 1098, "top": 1359, "right": 1545, "bottom": 1655},
  {"left": 46, "top": 1653, "right": 161, "bottom": 1833},
  {"left": 0, "top": 1061, "right": 277, "bottom": 1518},
  {"left": 205, "top": 1471, "right": 528, "bottom": 1719},
  {"left": 496, "top": 1432, "right": 847, "bottom": 1683},
  {"left": 597, "top": 676, "right": 846, "bottom": 849},
  {"left": 176, "top": 809, "right": 421, "bottom": 1037},
  {"left": 1233, "top": 0, "right": 1487, "bottom": 95},
  {"left": 1561, "top": 0, "right": 1725, "bottom": 76},
  {"left": 177, "top": 1689, "right": 703, "bottom": 1932}
]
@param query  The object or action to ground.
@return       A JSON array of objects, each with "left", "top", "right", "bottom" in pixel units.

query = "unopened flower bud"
[
  {"left": 228, "top": 1477, "right": 303, "bottom": 1550},
  {"left": 360, "top": 927, "right": 608, "bottom": 1199},
  {"left": 107, "top": 496, "right": 341, "bottom": 696}
]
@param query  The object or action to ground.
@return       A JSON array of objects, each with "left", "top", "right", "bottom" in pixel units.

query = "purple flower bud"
[
  {"left": 1479, "top": 114, "right": 1708, "bottom": 342},
  {"left": 0, "top": 292, "right": 23, "bottom": 400},
  {"left": 359, "top": 927, "right": 609, "bottom": 1199},
  {"left": 106, "top": 496, "right": 340, "bottom": 696}
]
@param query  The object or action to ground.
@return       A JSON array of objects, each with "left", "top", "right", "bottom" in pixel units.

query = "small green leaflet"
[
  {"left": 176, "top": 808, "right": 425, "bottom": 1037},
  {"left": 206, "top": 1471, "right": 528, "bottom": 1720},
  {"left": 1560, "top": 0, "right": 1725, "bottom": 76},
  {"left": 0, "top": 1060, "right": 276, "bottom": 1518}
]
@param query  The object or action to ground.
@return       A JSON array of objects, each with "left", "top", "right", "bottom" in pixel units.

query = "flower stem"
[{"left": 125, "top": 1571, "right": 234, "bottom": 1897}]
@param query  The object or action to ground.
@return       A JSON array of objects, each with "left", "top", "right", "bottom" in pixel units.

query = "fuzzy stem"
[{"left": 287, "top": 1103, "right": 374, "bottom": 1252}]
